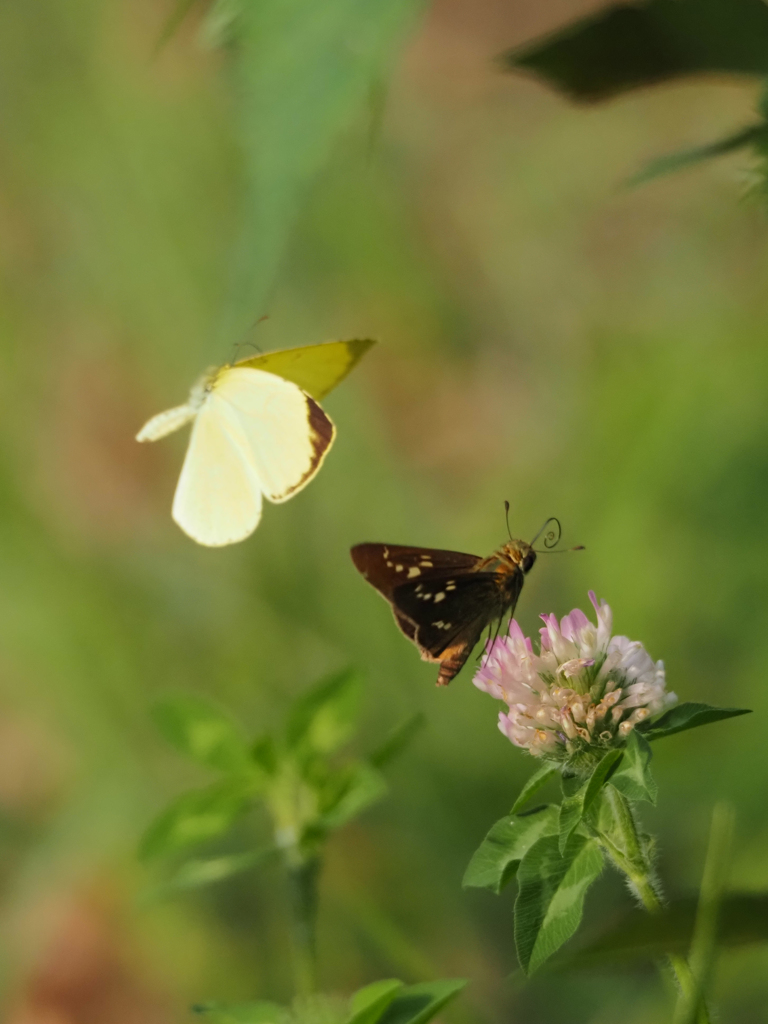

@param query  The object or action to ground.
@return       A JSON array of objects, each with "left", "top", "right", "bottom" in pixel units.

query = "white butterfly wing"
[
  {"left": 136, "top": 404, "right": 196, "bottom": 442},
  {"left": 171, "top": 395, "right": 263, "bottom": 546},
  {"left": 213, "top": 367, "right": 335, "bottom": 503}
]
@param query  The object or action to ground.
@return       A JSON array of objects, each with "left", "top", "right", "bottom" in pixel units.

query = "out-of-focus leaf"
[
  {"left": 148, "top": 846, "right": 276, "bottom": 898},
  {"left": 376, "top": 979, "right": 467, "bottom": 1024},
  {"left": 155, "top": 0, "right": 205, "bottom": 53},
  {"left": 556, "top": 893, "right": 768, "bottom": 969},
  {"left": 346, "top": 980, "right": 404, "bottom": 1024},
  {"left": 510, "top": 765, "right": 558, "bottom": 814},
  {"left": 638, "top": 702, "right": 752, "bottom": 741},
  {"left": 463, "top": 805, "right": 558, "bottom": 893},
  {"left": 287, "top": 669, "right": 363, "bottom": 754},
  {"left": 514, "top": 834, "right": 604, "bottom": 974},
  {"left": 318, "top": 761, "right": 387, "bottom": 830},
  {"left": 609, "top": 732, "right": 656, "bottom": 805},
  {"left": 140, "top": 779, "right": 255, "bottom": 860},
  {"left": 193, "top": 1001, "right": 289, "bottom": 1024},
  {"left": 504, "top": 0, "right": 768, "bottom": 103},
  {"left": 153, "top": 694, "right": 252, "bottom": 774},
  {"left": 370, "top": 712, "right": 426, "bottom": 769},
  {"left": 627, "top": 123, "right": 768, "bottom": 186},
  {"left": 215, "top": 0, "right": 427, "bottom": 345}
]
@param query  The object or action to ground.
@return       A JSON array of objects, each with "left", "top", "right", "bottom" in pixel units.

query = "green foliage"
[
  {"left": 504, "top": 0, "right": 768, "bottom": 103},
  {"left": 153, "top": 694, "right": 253, "bottom": 774},
  {"left": 287, "top": 670, "right": 363, "bottom": 754},
  {"left": 346, "top": 980, "right": 403, "bottom": 1024},
  {"left": 140, "top": 778, "right": 257, "bottom": 860},
  {"left": 510, "top": 765, "right": 558, "bottom": 814},
  {"left": 463, "top": 806, "right": 559, "bottom": 894},
  {"left": 514, "top": 834, "right": 604, "bottom": 974},
  {"left": 639, "top": 702, "right": 752, "bottom": 741},
  {"left": 212, "top": 0, "right": 427, "bottom": 344},
  {"left": 609, "top": 731, "right": 657, "bottom": 805},
  {"left": 144, "top": 672, "right": 418, "bottom": 883},
  {"left": 194, "top": 979, "right": 466, "bottom": 1024}
]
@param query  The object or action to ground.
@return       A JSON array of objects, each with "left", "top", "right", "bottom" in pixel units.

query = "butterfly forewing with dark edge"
[{"left": 350, "top": 541, "right": 536, "bottom": 686}]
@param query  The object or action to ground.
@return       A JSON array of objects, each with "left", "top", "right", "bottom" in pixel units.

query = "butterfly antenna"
[
  {"left": 531, "top": 516, "right": 562, "bottom": 549},
  {"left": 504, "top": 500, "right": 513, "bottom": 541}
]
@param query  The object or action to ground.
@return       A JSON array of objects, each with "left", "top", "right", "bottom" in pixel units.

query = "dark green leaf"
[
  {"left": 215, "top": 0, "right": 427, "bottom": 345},
  {"left": 153, "top": 695, "right": 252, "bottom": 774},
  {"left": 627, "top": 123, "right": 768, "bottom": 186},
  {"left": 510, "top": 764, "right": 558, "bottom": 814},
  {"left": 609, "top": 731, "right": 657, "bottom": 804},
  {"left": 514, "top": 835, "right": 604, "bottom": 974},
  {"left": 376, "top": 979, "right": 467, "bottom": 1024},
  {"left": 317, "top": 761, "right": 388, "bottom": 830},
  {"left": 504, "top": 0, "right": 768, "bottom": 103},
  {"left": 139, "top": 779, "right": 255, "bottom": 860},
  {"left": 638, "top": 702, "right": 752, "bottom": 741},
  {"left": 463, "top": 805, "right": 559, "bottom": 893},
  {"left": 558, "top": 892, "right": 768, "bottom": 969},
  {"left": 370, "top": 712, "right": 426, "bottom": 769},
  {"left": 287, "top": 669, "right": 363, "bottom": 754},
  {"left": 346, "top": 980, "right": 404, "bottom": 1024},
  {"left": 193, "top": 1001, "right": 288, "bottom": 1024}
]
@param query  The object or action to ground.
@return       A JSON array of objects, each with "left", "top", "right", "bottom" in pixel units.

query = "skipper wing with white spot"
[{"left": 350, "top": 544, "right": 482, "bottom": 598}]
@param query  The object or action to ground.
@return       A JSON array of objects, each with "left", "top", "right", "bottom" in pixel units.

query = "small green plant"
[{"left": 140, "top": 671, "right": 465, "bottom": 1018}]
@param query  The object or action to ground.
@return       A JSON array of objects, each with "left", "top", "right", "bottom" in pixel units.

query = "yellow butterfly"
[{"left": 137, "top": 339, "right": 375, "bottom": 547}]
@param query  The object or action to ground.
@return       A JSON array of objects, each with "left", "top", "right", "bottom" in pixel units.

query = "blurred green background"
[{"left": 0, "top": 1, "right": 767, "bottom": 1021}]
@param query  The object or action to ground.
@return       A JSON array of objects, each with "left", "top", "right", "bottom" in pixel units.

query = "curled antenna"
[
  {"left": 531, "top": 516, "right": 562, "bottom": 549},
  {"left": 504, "top": 500, "right": 513, "bottom": 540}
]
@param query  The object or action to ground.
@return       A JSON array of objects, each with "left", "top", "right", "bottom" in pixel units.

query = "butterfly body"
[{"left": 351, "top": 539, "right": 536, "bottom": 686}]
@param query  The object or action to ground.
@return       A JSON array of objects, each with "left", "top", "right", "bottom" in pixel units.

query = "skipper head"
[{"left": 501, "top": 539, "right": 536, "bottom": 574}]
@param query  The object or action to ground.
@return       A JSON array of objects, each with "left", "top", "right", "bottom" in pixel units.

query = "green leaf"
[
  {"left": 346, "top": 980, "right": 404, "bottom": 1024},
  {"left": 557, "top": 892, "right": 768, "bottom": 969},
  {"left": 153, "top": 694, "right": 252, "bottom": 774},
  {"left": 376, "top": 979, "right": 467, "bottom": 1024},
  {"left": 504, "top": 0, "right": 768, "bottom": 103},
  {"left": 193, "top": 1001, "right": 288, "bottom": 1024},
  {"left": 215, "top": 0, "right": 427, "bottom": 345},
  {"left": 139, "top": 779, "right": 255, "bottom": 860},
  {"left": 463, "top": 806, "right": 559, "bottom": 893},
  {"left": 287, "top": 669, "right": 363, "bottom": 754},
  {"left": 583, "top": 749, "right": 624, "bottom": 814},
  {"left": 317, "top": 761, "right": 388, "bottom": 830},
  {"left": 638, "top": 702, "right": 752, "bottom": 742},
  {"left": 610, "top": 731, "right": 657, "bottom": 804},
  {"left": 510, "top": 765, "right": 558, "bottom": 814},
  {"left": 148, "top": 846, "right": 276, "bottom": 899},
  {"left": 627, "top": 123, "right": 768, "bottom": 186},
  {"left": 514, "top": 834, "right": 604, "bottom": 974},
  {"left": 370, "top": 712, "right": 426, "bottom": 769},
  {"left": 558, "top": 786, "right": 586, "bottom": 855}
]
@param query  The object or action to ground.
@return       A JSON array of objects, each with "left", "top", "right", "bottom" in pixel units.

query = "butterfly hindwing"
[{"left": 350, "top": 544, "right": 482, "bottom": 599}]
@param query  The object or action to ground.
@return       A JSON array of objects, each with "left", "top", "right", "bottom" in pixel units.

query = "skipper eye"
[{"left": 522, "top": 551, "right": 536, "bottom": 573}]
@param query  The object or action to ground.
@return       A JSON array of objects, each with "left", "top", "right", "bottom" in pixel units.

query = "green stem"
[
  {"left": 287, "top": 854, "right": 320, "bottom": 997},
  {"left": 600, "top": 789, "right": 710, "bottom": 1024}
]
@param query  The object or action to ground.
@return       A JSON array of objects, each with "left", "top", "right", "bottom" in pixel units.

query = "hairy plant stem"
[
  {"left": 286, "top": 853, "right": 320, "bottom": 997},
  {"left": 599, "top": 788, "right": 710, "bottom": 1024}
]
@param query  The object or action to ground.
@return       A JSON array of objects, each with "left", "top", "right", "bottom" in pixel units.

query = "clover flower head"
[{"left": 473, "top": 592, "right": 676, "bottom": 768}]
